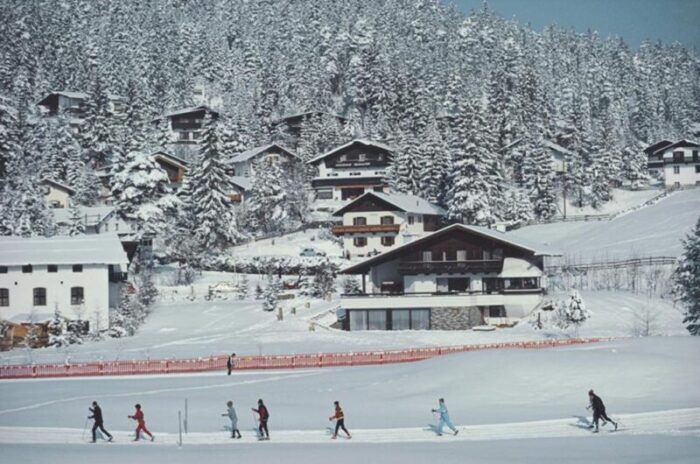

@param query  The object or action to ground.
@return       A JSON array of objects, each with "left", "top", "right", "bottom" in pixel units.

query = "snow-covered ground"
[
  {"left": 0, "top": 289, "right": 685, "bottom": 365},
  {"left": 1, "top": 337, "right": 698, "bottom": 463},
  {"left": 227, "top": 228, "right": 343, "bottom": 259},
  {"left": 556, "top": 187, "right": 663, "bottom": 216},
  {"left": 510, "top": 188, "right": 700, "bottom": 262}
]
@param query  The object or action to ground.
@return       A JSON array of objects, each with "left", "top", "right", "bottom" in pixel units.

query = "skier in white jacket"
[
  {"left": 222, "top": 401, "right": 242, "bottom": 438},
  {"left": 432, "top": 398, "right": 458, "bottom": 436}
]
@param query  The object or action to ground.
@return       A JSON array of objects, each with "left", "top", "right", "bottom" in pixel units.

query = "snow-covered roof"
[
  {"left": 274, "top": 111, "right": 347, "bottom": 124},
  {"left": 161, "top": 105, "right": 220, "bottom": 119},
  {"left": 307, "top": 139, "right": 395, "bottom": 164},
  {"left": 51, "top": 206, "right": 115, "bottom": 226},
  {"left": 658, "top": 140, "right": 700, "bottom": 152},
  {"left": 41, "top": 178, "right": 75, "bottom": 194},
  {"left": 0, "top": 234, "right": 128, "bottom": 266},
  {"left": 333, "top": 191, "right": 446, "bottom": 217},
  {"left": 541, "top": 140, "right": 574, "bottom": 156},
  {"left": 38, "top": 91, "right": 126, "bottom": 104},
  {"left": 341, "top": 223, "right": 559, "bottom": 274},
  {"left": 230, "top": 143, "right": 299, "bottom": 163},
  {"left": 644, "top": 140, "right": 674, "bottom": 155},
  {"left": 230, "top": 176, "right": 252, "bottom": 191},
  {"left": 151, "top": 152, "right": 188, "bottom": 169}
]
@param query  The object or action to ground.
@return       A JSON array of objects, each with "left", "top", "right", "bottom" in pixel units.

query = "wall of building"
[
  {"left": 45, "top": 186, "right": 71, "bottom": 208},
  {"left": 663, "top": 162, "right": 700, "bottom": 187},
  {"left": 0, "top": 264, "right": 113, "bottom": 331}
]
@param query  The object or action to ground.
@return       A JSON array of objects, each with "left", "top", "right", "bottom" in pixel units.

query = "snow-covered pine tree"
[
  {"left": 245, "top": 157, "right": 289, "bottom": 234},
  {"left": 186, "top": 112, "right": 237, "bottom": 250},
  {"left": 312, "top": 258, "right": 337, "bottom": 300},
  {"left": 522, "top": 140, "right": 558, "bottom": 220},
  {"left": 47, "top": 306, "right": 67, "bottom": 348},
  {"left": 81, "top": 75, "right": 114, "bottom": 167},
  {"left": 68, "top": 203, "right": 85, "bottom": 236},
  {"left": 234, "top": 274, "right": 250, "bottom": 300},
  {"left": 556, "top": 290, "right": 591, "bottom": 335},
  {"left": 254, "top": 283, "right": 264, "bottom": 300},
  {"left": 418, "top": 121, "right": 450, "bottom": 206},
  {"left": 673, "top": 217, "right": 700, "bottom": 335},
  {"left": 342, "top": 277, "right": 361, "bottom": 295},
  {"left": 261, "top": 274, "right": 279, "bottom": 312}
]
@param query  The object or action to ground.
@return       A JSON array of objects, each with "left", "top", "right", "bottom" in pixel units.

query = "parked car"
[{"left": 300, "top": 247, "right": 326, "bottom": 257}]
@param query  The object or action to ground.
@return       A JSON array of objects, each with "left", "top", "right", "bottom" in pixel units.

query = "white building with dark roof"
[
  {"left": 0, "top": 234, "right": 129, "bottom": 331},
  {"left": 41, "top": 178, "right": 75, "bottom": 209},
  {"left": 332, "top": 191, "right": 446, "bottom": 258},
  {"left": 229, "top": 143, "right": 301, "bottom": 178},
  {"left": 339, "top": 224, "right": 559, "bottom": 330},
  {"left": 645, "top": 140, "right": 700, "bottom": 188},
  {"left": 307, "top": 139, "right": 393, "bottom": 201}
]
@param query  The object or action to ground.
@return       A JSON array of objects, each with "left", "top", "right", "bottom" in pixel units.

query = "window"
[
  {"left": 695, "top": 165, "right": 700, "bottom": 173},
  {"left": 373, "top": 187, "right": 384, "bottom": 192},
  {"left": 694, "top": 150, "right": 699, "bottom": 162},
  {"left": 104, "top": 223, "right": 109, "bottom": 232},
  {"left": 71, "top": 287, "right": 84, "bottom": 305},
  {"left": 456, "top": 250, "right": 467, "bottom": 261},
  {"left": 48, "top": 265, "right": 58, "bottom": 273},
  {"left": 72, "top": 264, "right": 83, "bottom": 273},
  {"left": 0, "top": 266, "right": 7, "bottom": 274},
  {"left": 674, "top": 166, "right": 680, "bottom": 174},
  {"left": 448, "top": 277, "right": 470, "bottom": 292},
  {"left": 353, "top": 217, "right": 367, "bottom": 226},
  {"left": 392, "top": 310, "right": 411, "bottom": 330},
  {"left": 178, "top": 131, "right": 190, "bottom": 141},
  {"left": 380, "top": 216, "right": 394, "bottom": 225},
  {"left": 316, "top": 189, "right": 333, "bottom": 200},
  {"left": 381, "top": 236, "right": 395, "bottom": 247},
  {"left": 353, "top": 237, "right": 367, "bottom": 248},
  {"left": 488, "top": 306, "right": 507, "bottom": 318},
  {"left": 0, "top": 288, "right": 8, "bottom": 306},
  {"left": 673, "top": 151, "right": 684, "bottom": 162},
  {"left": 411, "top": 309, "right": 430, "bottom": 330},
  {"left": 349, "top": 311, "right": 368, "bottom": 331},
  {"left": 22, "top": 265, "right": 32, "bottom": 274},
  {"left": 422, "top": 251, "right": 432, "bottom": 262},
  {"left": 115, "top": 222, "right": 119, "bottom": 231},
  {"left": 408, "top": 216, "right": 415, "bottom": 225},
  {"left": 33, "top": 288, "right": 47, "bottom": 306},
  {"left": 367, "top": 310, "right": 387, "bottom": 330},
  {"left": 675, "top": 182, "right": 681, "bottom": 188}
]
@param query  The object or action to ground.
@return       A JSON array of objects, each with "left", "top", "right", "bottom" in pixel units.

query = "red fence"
[{"left": 0, "top": 337, "right": 614, "bottom": 380}]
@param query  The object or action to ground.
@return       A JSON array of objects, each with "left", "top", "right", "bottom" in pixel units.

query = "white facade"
[
  {"left": 0, "top": 235, "right": 129, "bottom": 331},
  {"left": 42, "top": 179, "right": 74, "bottom": 209},
  {"left": 659, "top": 145, "right": 700, "bottom": 188}
]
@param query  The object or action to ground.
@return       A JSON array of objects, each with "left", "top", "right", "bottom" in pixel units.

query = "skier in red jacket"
[
  {"left": 252, "top": 399, "right": 270, "bottom": 440},
  {"left": 128, "top": 404, "right": 154, "bottom": 442},
  {"left": 329, "top": 401, "right": 351, "bottom": 439}
]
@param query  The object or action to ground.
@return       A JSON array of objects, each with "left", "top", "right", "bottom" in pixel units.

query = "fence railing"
[
  {"left": 0, "top": 337, "right": 614, "bottom": 380},
  {"left": 552, "top": 256, "right": 677, "bottom": 273}
]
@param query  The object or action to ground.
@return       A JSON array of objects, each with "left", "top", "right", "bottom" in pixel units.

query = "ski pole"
[{"left": 81, "top": 417, "right": 89, "bottom": 441}]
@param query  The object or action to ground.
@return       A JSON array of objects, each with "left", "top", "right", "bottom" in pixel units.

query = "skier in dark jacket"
[
  {"left": 226, "top": 353, "right": 235, "bottom": 375},
  {"left": 88, "top": 401, "right": 113, "bottom": 443},
  {"left": 587, "top": 389, "right": 618, "bottom": 432},
  {"left": 252, "top": 399, "right": 270, "bottom": 440}
]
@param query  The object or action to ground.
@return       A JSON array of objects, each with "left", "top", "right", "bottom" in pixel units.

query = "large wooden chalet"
[
  {"left": 339, "top": 224, "right": 559, "bottom": 331},
  {"left": 645, "top": 139, "right": 700, "bottom": 187},
  {"left": 307, "top": 139, "right": 393, "bottom": 201},
  {"left": 152, "top": 106, "right": 219, "bottom": 160}
]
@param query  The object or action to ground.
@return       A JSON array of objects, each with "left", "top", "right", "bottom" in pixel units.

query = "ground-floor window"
[
  {"left": 33, "top": 287, "right": 46, "bottom": 306},
  {"left": 316, "top": 189, "right": 333, "bottom": 200},
  {"left": 488, "top": 306, "right": 507, "bottom": 318},
  {"left": 341, "top": 187, "right": 364, "bottom": 200},
  {"left": 381, "top": 236, "right": 395, "bottom": 247},
  {"left": 353, "top": 237, "right": 367, "bottom": 248},
  {"left": 347, "top": 309, "right": 430, "bottom": 330},
  {"left": 0, "top": 288, "right": 8, "bottom": 306},
  {"left": 71, "top": 287, "right": 84, "bottom": 305}
]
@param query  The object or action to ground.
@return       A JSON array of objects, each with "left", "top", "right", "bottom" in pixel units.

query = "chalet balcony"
[
  {"left": 398, "top": 259, "right": 503, "bottom": 274},
  {"left": 332, "top": 224, "right": 401, "bottom": 235}
]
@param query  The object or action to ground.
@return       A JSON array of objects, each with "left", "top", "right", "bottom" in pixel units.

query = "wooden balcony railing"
[
  {"left": 398, "top": 259, "right": 503, "bottom": 274},
  {"left": 332, "top": 224, "right": 401, "bottom": 235}
]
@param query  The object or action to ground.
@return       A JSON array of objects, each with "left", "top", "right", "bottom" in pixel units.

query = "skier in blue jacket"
[{"left": 432, "top": 398, "right": 458, "bottom": 436}]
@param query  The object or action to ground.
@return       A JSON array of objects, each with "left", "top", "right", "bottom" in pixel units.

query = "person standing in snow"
[
  {"left": 432, "top": 398, "right": 458, "bottom": 436},
  {"left": 587, "top": 390, "right": 618, "bottom": 432},
  {"left": 329, "top": 401, "right": 351, "bottom": 439},
  {"left": 128, "top": 403, "right": 154, "bottom": 441},
  {"left": 88, "top": 401, "right": 113, "bottom": 443},
  {"left": 226, "top": 354, "right": 234, "bottom": 375},
  {"left": 223, "top": 400, "right": 242, "bottom": 438},
  {"left": 252, "top": 399, "right": 270, "bottom": 440}
]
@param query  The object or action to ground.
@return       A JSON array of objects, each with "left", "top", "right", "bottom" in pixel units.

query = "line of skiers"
[{"left": 86, "top": 390, "right": 617, "bottom": 443}]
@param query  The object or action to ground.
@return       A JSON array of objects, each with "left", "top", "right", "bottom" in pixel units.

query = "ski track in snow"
[
  {"left": 0, "top": 371, "right": 320, "bottom": 416},
  {"left": 1, "top": 408, "right": 697, "bottom": 446}
]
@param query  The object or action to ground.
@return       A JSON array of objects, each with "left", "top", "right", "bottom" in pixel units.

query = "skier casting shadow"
[
  {"left": 587, "top": 389, "right": 618, "bottom": 433},
  {"left": 88, "top": 401, "right": 113, "bottom": 443},
  {"left": 128, "top": 403, "right": 155, "bottom": 441},
  {"left": 329, "top": 401, "right": 351, "bottom": 439},
  {"left": 431, "top": 398, "right": 459, "bottom": 436},
  {"left": 252, "top": 399, "right": 270, "bottom": 440}
]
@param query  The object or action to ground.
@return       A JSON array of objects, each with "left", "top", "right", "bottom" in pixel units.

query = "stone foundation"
[{"left": 431, "top": 307, "right": 483, "bottom": 330}]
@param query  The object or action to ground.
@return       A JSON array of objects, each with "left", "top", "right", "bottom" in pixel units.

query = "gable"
[{"left": 333, "top": 194, "right": 401, "bottom": 216}]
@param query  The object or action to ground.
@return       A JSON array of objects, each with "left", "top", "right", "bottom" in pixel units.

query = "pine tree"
[
  {"left": 262, "top": 274, "right": 280, "bottom": 312},
  {"left": 47, "top": 306, "right": 67, "bottom": 348},
  {"left": 245, "top": 157, "right": 289, "bottom": 234},
  {"left": 68, "top": 203, "right": 85, "bottom": 236},
  {"left": 556, "top": 290, "right": 591, "bottom": 335},
  {"left": 186, "top": 113, "right": 236, "bottom": 250},
  {"left": 673, "top": 217, "right": 700, "bottom": 335},
  {"left": 522, "top": 140, "right": 558, "bottom": 220},
  {"left": 312, "top": 259, "right": 337, "bottom": 300}
]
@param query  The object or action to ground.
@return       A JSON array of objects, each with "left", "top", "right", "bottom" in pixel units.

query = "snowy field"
[
  {"left": 510, "top": 188, "right": 700, "bottom": 262},
  {"left": 227, "top": 228, "right": 343, "bottom": 259},
  {"left": 0, "top": 290, "right": 686, "bottom": 365},
  {"left": 556, "top": 187, "right": 662, "bottom": 216},
  {"left": 1, "top": 337, "right": 698, "bottom": 463}
]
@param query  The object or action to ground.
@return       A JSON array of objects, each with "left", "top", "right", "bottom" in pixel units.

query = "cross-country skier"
[
  {"left": 252, "top": 399, "right": 270, "bottom": 440},
  {"left": 587, "top": 389, "right": 618, "bottom": 432},
  {"left": 223, "top": 400, "right": 241, "bottom": 438},
  {"left": 432, "top": 398, "right": 458, "bottom": 436},
  {"left": 329, "top": 401, "right": 351, "bottom": 439},
  {"left": 88, "top": 401, "right": 113, "bottom": 443},
  {"left": 128, "top": 404, "right": 154, "bottom": 441}
]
